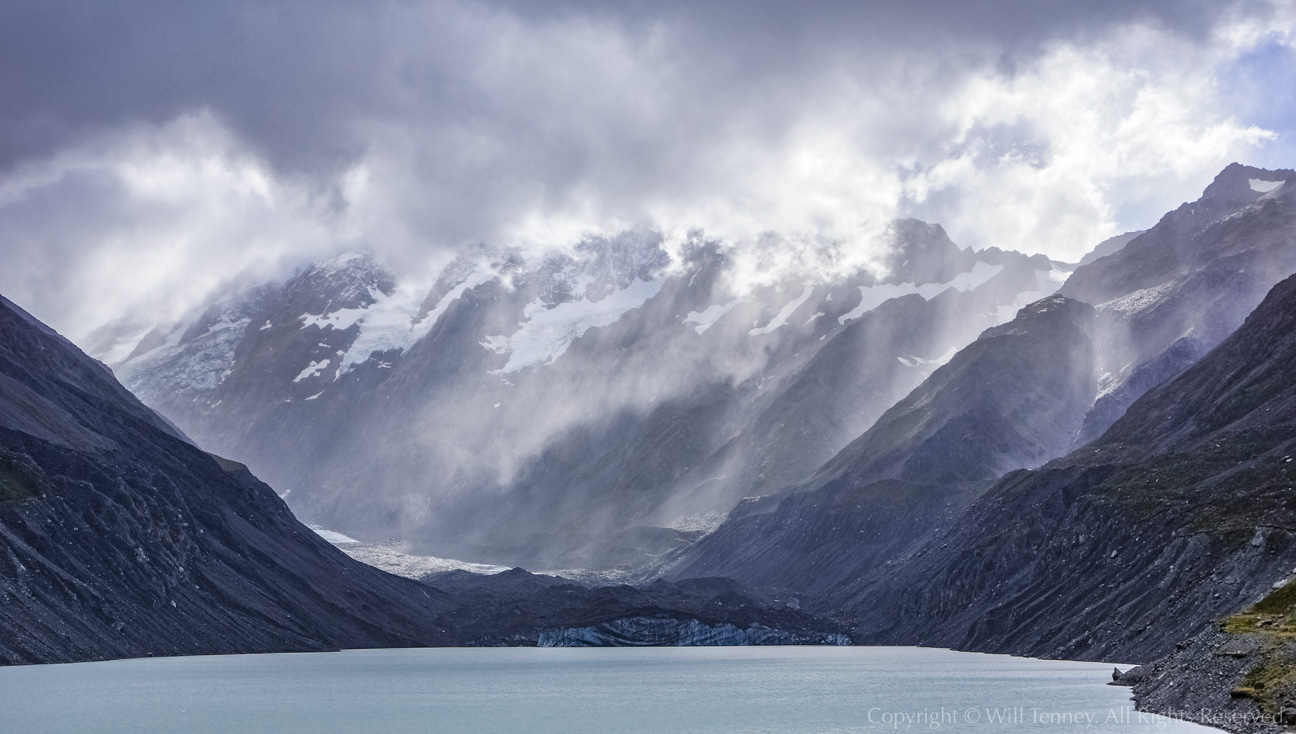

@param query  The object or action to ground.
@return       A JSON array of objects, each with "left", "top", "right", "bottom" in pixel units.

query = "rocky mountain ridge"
[{"left": 94, "top": 221, "right": 1067, "bottom": 571}]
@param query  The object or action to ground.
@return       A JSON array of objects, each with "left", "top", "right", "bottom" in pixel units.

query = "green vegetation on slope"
[{"left": 1223, "top": 582, "right": 1296, "bottom": 717}]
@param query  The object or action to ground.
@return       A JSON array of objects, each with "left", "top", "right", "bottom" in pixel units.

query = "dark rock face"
[
  {"left": 0, "top": 294, "right": 460, "bottom": 665},
  {"left": 1078, "top": 230, "right": 1144, "bottom": 267},
  {"left": 817, "top": 295, "right": 1097, "bottom": 486},
  {"left": 537, "top": 618, "right": 849, "bottom": 647}
]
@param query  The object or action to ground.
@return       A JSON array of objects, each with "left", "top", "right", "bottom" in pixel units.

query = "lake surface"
[{"left": 0, "top": 646, "right": 1220, "bottom": 733}]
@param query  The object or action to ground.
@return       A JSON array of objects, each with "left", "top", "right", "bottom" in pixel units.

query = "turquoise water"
[{"left": 0, "top": 646, "right": 1219, "bottom": 733}]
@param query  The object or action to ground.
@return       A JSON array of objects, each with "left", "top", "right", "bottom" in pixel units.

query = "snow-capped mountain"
[
  {"left": 665, "top": 163, "right": 1296, "bottom": 662},
  {"left": 94, "top": 221, "right": 1067, "bottom": 571},
  {"left": 1063, "top": 163, "right": 1296, "bottom": 443}
]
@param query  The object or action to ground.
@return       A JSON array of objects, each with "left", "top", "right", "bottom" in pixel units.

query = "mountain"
[
  {"left": 663, "top": 294, "right": 1099, "bottom": 594},
  {"left": 0, "top": 294, "right": 454, "bottom": 664},
  {"left": 94, "top": 221, "right": 1067, "bottom": 571},
  {"left": 834, "top": 267, "right": 1296, "bottom": 666},
  {"left": 666, "top": 163, "right": 1296, "bottom": 601},
  {"left": 671, "top": 260, "right": 1296, "bottom": 680},
  {"left": 1116, "top": 270, "right": 1296, "bottom": 728},
  {"left": 0, "top": 293, "right": 859, "bottom": 664},
  {"left": 811, "top": 295, "right": 1096, "bottom": 486},
  {"left": 1077, "top": 230, "right": 1143, "bottom": 266},
  {"left": 1062, "top": 162, "right": 1296, "bottom": 444}
]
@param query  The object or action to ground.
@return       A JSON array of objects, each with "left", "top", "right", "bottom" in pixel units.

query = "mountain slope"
[
  {"left": 1063, "top": 163, "right": 1296, "bottom": 443},
  {"left": 664, "top": 295, "right": 1097, "bottom": 593},
  {"left": 814, "top": 295, "right": 1095, "bottom": 486},
  {"left": 0, "top": 293, "right": 460, "bottom": 664},
  {"left": 833, "top": 270, "right": 1296, "bottom": 663}
]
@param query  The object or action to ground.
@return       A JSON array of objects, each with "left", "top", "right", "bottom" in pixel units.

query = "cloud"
[
  {"left": 0, "top": 0, "right": 1293, "bottom": 337},
  {"left": 903, "top": 26, "right": 1281, "bottom": 259},
  {"left": 0, "top": 114, "right": 345, "bottom": 333}
]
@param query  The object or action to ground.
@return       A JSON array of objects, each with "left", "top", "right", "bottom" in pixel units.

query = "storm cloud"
[{"left": 1, "top": 0, "right": 1293, "bottom": 338}]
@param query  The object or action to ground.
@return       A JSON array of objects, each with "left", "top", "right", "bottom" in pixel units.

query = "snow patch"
[
  {"left": 1096, "top": 370, "right": 1125, "bottom": 399},
  {"left": 683, "top": 299, "right": 739, "bottom": 334},
  {"left": 479, "top": 334, "right": 510, "bottom": 354},
  {"left": 292, "top": 359, "right": 330, "bottom": 383},
  {"left": 300, "top": 300, "right": 369, "bottom": 331},
  {"left": 1250, "top": 178, "right": 1284, "bottom": 193},
  {"left": 338, "top": 269, "right": 495, "bottom": 374},
  {"left": 839, "top": 262, "right": 1004, "bottom": 325},
  {"left": 750, "top": 284, "right": 813, "bottom": 336},
  {"left": 896, "top": 346, "right": 958, "bottom": 368},
  {"left": 1045, "top": 265, "right": 1072, "bottom": 284},
  {"left": 489, "top": 277, "right": 666, "bottom": 373},
  {"left": 669, "top": 512, "right": 728, "bottom": 535}
]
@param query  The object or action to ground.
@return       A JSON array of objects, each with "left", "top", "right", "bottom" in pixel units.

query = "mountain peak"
[
  {"left": 1200, "top": 162, "right": 1295, "bottom": 210},
  {"left": 288, "top": 251, "right": 396, "bottom": 316},
  {"left": 884, "top": 218, "right": 976, "bottom": 285}
]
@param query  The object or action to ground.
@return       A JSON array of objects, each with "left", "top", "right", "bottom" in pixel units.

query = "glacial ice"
[
  {"left": 537, "top": 616, "right": 851, "bottom": 647},
  {"left": 488, "top": 276, "right": 666, "bottom": 373},
  {"left": 114, "top": 317, "right": 251, "bottom": 398},
  {"left": 337, "top": 539, "right": 510, "bottom": 578},
  {"left": 336, "top": 269, "right": 495, "bottom": 374}
]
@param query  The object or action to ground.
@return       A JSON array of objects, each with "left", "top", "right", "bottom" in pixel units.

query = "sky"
[{"left": 2, "top": 0, "right": 1295, "bottom": 340}]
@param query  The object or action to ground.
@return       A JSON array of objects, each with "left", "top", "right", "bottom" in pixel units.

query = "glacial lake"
[{"left": 0, "top": 646, "right": 1220, "bottom": 733}]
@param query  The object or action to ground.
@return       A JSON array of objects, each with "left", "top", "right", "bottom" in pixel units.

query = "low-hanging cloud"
[{"left": 1, "top": 0, "right": 1293, "bottom": 339}]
